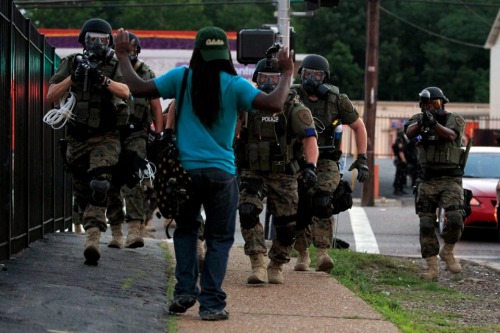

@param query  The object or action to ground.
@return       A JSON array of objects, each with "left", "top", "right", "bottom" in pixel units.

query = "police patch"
[
  {"left": 455, "top": 116, "right": 465, "bottom": 127},
  {"left": 298, "top": 109, "right": 313, "bottom": 126}
]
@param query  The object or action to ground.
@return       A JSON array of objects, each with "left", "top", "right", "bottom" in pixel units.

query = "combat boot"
[
  {"left": 294, "top": 248, "right": 311, "bottom": 271},
  {"left": 108, "top": 224, "right": 123, "bottom": 249},
  {"left": 421, "top": 256, "right": 439, "bottom": 281},
  {"left": 247, "top": 254, "right": 267, "bottom": 284},
  {"left": 145, "top": 218, "right": 156, "bottom": 232},
  {"left": 316, "top": 248, "right": 334, "bottom": 272},
  {"left": 125, "top": 220, "right": 144, "bottom": 248},
  {"left": 74, "top": 223, "right": 84, "bottom": 235},
  {"left": 267, "top": 260, "right": 284, "bottom": 284},
  {"left": 439, "top": 243, "right": 462, "bottom": 273},
  {"left": 83, "top": 227, "right": 101, "bottom": 265},
  {"left": 197, "top": 239, "right": 205, "bottom": 271},
  {"left": 140, "top": 223, "right": 155, "bottom": 239}
]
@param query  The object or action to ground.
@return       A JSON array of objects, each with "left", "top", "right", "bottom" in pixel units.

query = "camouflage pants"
[
  {"left": 66, "top": 131, "right": 121, "bottom": 231},
  {"left": 295, "top": 158, "right": 341, "bottom": 250},
  {"left": 239, "top": 170, "right": 298, "bottom": 264},
  {"left": 416, "top": 176, "right": 465, "bottom": 258},
  {"left": 106, "top": 130, "right": 147, "bottom": 225}
]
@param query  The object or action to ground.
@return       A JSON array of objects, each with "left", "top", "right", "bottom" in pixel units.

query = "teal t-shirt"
[{"left": 153, "top": 66, "right": 259, "bottom": 175}]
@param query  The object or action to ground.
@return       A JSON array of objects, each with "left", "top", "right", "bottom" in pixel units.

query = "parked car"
[{"left": 437, "top": 146, "right": 500, "bottom": 240}]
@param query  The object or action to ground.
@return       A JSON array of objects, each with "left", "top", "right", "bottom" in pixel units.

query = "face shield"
[
  {"left": 256, "top": 72, "right": 280, "bottom": 93},
  {"left": 85, "top": 32, "right": 111, "bottom": 60},
  {"left": 301, "top": 68, "right": 325, "bottom": 95}
]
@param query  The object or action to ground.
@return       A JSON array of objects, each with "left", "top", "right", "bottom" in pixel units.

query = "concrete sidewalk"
[
  {"left": 174, "top": 245, "right": 401, "bottom": 333},
  {"left": 0, "top": 213, "right": 402, "bottom": 333}
]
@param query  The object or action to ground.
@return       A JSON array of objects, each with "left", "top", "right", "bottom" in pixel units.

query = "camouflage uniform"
[
  {"left": 405, "top": 112, "right": 466, "bottom": 258},
  {"left": 239, "top": 92, "right": 317, "bottom": 264},
  {"left": 291, "top": 84, "right": 359, "bottom": 249},
  {"left": 105, "top": 60, "right": 158, "bottom": 247},
  {"left": 49, "top": 54, "right": 126, "bottom": 232}
]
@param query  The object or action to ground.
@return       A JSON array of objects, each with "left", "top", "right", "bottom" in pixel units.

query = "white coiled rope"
[
  {"left": 43, "top": 92, "right": 77, "bottom": 129},
  {"left": 139, "top": 161, "right": 156, "bottom": 184}
]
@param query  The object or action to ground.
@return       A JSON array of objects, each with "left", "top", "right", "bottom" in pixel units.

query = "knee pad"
[
  {"left": 239, "top": 203, "right": 260, "bottom": 229},
  {"left": 312, "top": 190, "right": 334, "bottom": 219},
  {"left": 275, "top": 223, "right": 296, "bottom": 246},
  {"left": 90, "top": 178, "right": 110, "bottom": 205},
  {"left": 445, "top": 210, "right": 464, "bottom": 228},
  {"left": 419, "top": 215, "right": 436, "bottom": 237}
]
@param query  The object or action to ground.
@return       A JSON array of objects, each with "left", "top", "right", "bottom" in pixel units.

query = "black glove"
[
  {"left": 147, "top": 131, "right": 165, "bottom": 165},
  {"left": 300, "top": 163, "right": 317, "bottom": 189},
  {"left": 71, "top": 62, "right": 86, "bottom": 82},
  {"left": 424, "top": 111, "right": 437, "bottom": 128},
  {"left": 348, "top": 154, "right": 369, "bottom": 182},
  {"left": 91, "top": 68, "right": 105, "bottom": 84}
]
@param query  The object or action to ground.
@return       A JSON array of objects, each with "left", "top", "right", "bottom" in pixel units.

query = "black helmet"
[
  {"left": 422, "top": 86, "right": 449, "bottom": 104},
  {"left": 252, "top": 58, "right": 278, "bottom": 83},
  {"left": 78, "top": 18, "right": 113, "bottom": 47},
  {"left": 298, "top": 54, "right": 330, "bottom": 80},
  {"left": 128, "top": 32, "right": 141, "bottom": 53}
]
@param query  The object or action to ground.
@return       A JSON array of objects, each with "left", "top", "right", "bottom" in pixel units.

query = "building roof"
[{"left": 485, "top": 9, "right": 500, "bottom": 49}]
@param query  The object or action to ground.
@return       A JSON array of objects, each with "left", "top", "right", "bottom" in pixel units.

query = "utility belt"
[
  {"left": 318, "top": 146, "right": 342, "bottom": 162},
  {"left": 420, "top": 167, "right": 464, "bottom": 180},
  {"left": 67, "top": 123, "right": 117, "bottom": 141},
  {"left": 119, "top": 121, "right": 146, "bottom": 139}
]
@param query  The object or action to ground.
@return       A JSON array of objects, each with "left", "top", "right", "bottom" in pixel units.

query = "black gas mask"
[
  {"left": 301, "top": 68, "right": 325, "bottom": 96},
  {"left": 85, "top": 32, "right": 114, "bottom": 64},
  {"left": 256, "top": 72, "right": 280, "bottom": 94}
]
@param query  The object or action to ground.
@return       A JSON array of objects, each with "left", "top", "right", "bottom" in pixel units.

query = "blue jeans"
[{"left": 173, "top": 168, "right": 238, "bottom": 313}]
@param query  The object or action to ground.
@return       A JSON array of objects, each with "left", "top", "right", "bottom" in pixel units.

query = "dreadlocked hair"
[{"left": 190, "top": 49, "right": 237, "bottom": 129}]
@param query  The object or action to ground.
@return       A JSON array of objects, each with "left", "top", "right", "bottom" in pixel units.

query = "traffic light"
[{"left": 305, "top": 0, "right": 340, "bottom": 10}]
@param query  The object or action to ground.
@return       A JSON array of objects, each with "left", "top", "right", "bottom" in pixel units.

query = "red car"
[{"left": 437, "top": 146, "right": 500, "bottom": 240}]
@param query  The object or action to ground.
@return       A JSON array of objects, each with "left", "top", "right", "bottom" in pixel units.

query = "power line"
[
  {"left": 14, "top": 0, "right": 276, "bottom": 9},
  {"left": 396, "top": 0, "right": 500, "bottom": 7},
  {"left": 379, "top": 6, "right": 487, "bottom": 48}
]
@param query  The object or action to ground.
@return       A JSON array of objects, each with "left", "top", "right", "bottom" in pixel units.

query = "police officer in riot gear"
[
  {"left": 291, "top": 54, "right": 369, "bottom": 272},
  {"left": 405, "top": 86, "right": 466, "bottom": 281},
  {"left": 392, "top": 129, "right": 409, "bottom": 195},
  {"left": 238, "top": 57, "right": 319, "bottom": 284},
  {"left": 105, "top": 31, "right": 164, "bottom": 249},
  {"left": 46, "top": 18, "right": 130, "bottom": 265}
]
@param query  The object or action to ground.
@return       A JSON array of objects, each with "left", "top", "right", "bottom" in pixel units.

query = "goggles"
[
  {"left": 85, "top": 32, "right": 110, "bottom": 47},
  {"left": 301, "top": 68, "right": 325, "bottom": 81},
  {"left": 256, "top": 72, "right": 281, "bottom": 85},
  {"left": 424, "top": 99, "right": 442, "bottom": 110}
]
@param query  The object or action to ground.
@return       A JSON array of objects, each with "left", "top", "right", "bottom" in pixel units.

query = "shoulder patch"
[
  {"left": 455, "top": 115, "right": 465, "bottom": 127},
  {"left": 298, "top": 109, "right": 313, "bottom": 126}
]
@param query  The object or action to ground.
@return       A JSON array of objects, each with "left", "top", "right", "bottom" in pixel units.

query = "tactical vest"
[
  {"left": 417, "top": 114, "right": 464, "bottom": 169},
  {"left": 244, "top": 92, "right": 298, "bottom": 173},
  {"left": 68, "top": 54, "right": 129, "bottom": 130},
  {"left": 127, "top": 61, "right": 154, "bottom": 126},
  {"left": 292, "top": 84, "right": 340, "bottom": 147}
]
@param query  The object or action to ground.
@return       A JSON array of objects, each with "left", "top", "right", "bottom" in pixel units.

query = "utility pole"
[
  {"left": 277, "top": 0, "right": 291, "bottom": 50},
  {"left": 361, "top": 0, "right": 380, "bottom": 207}
]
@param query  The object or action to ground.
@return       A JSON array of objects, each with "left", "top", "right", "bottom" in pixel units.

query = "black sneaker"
[
  {"left": 168, "top": 296, "right": 196, "bottom": 314},
  {"left": 199, "top": 309, "right": 229, "bottom": 321}
]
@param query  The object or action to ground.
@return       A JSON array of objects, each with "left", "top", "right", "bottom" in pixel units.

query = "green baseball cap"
[{"left": 195, "top": 26, "right": 230, "bottom": 62}]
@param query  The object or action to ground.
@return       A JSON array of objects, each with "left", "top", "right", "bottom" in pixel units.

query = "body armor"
[{"left": 67, "top": 54, "right": 129, "bottom": 131}]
